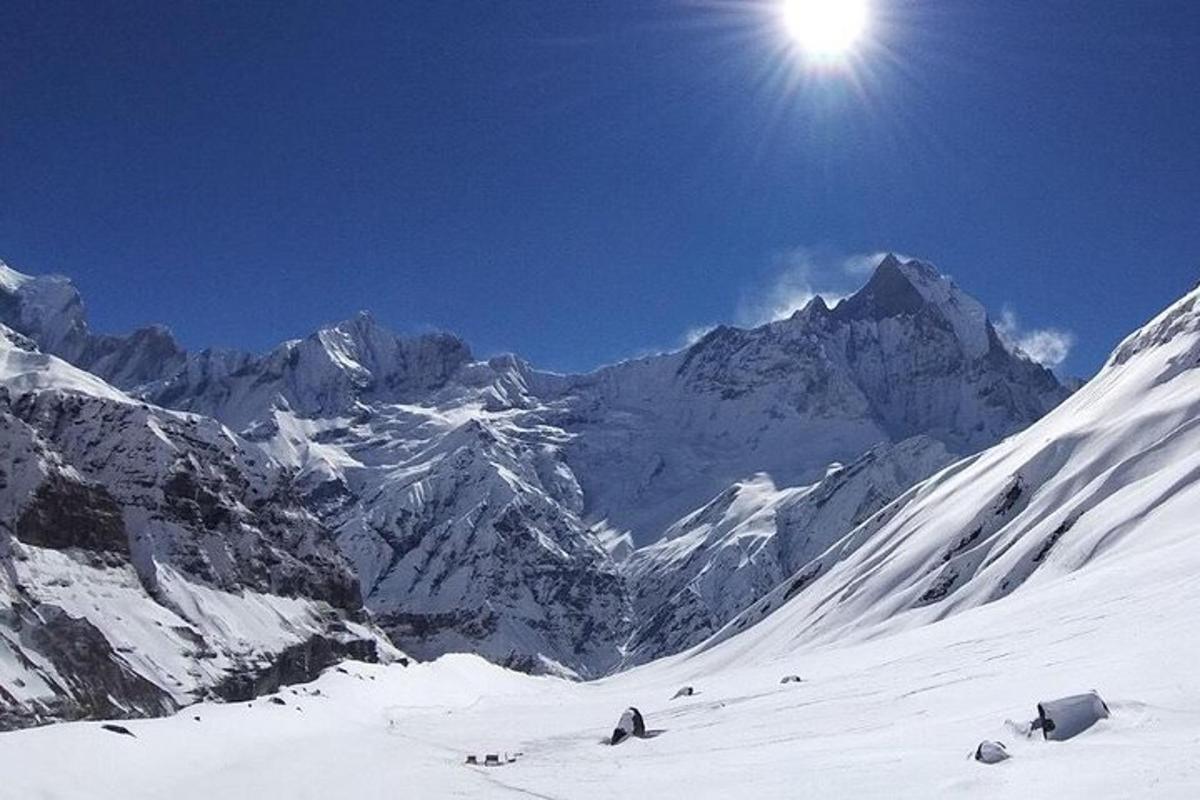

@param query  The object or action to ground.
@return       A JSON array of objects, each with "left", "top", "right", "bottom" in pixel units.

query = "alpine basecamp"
[{"left": 2, "top": 2, "right": 1197, "bottom": 796}]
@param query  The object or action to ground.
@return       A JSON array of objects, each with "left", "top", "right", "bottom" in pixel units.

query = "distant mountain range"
[{"left": 0, "top": 253, "right": 1071, "bottom": 726}]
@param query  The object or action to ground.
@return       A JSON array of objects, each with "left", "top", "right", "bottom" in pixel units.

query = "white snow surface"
[
  {"left": 1, "top": 530, "right": 1196, "bottom": 799},
  {"left": 0, "top": 324, "right": 131, "bottom": 403}
]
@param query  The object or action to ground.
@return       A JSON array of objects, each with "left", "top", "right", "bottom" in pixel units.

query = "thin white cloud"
[
  {"left": 681, "top": 324, "right": 717, "bottom": 347},
  {"left": 841, "top": 250, "right": 913, "bottom": 276},
  {"left": 995, "top": 307, "right": 1075, "bottom": 368},
  {"left": 671, "top": 252, "right": 1077, "bottom": 374},
  {"left": 733, "top": 247, "right": 888, "bottom": 327}
]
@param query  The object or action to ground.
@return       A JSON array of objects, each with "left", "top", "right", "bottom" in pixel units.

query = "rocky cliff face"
[{"left": 0, "top": 326, "right": 397, "bottom": 730}]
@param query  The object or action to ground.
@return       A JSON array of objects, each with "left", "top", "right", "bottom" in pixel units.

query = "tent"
[
  {"left": 610, "top": 707, "right": 646, "bottom": 745},
  {"left": 1036, "top": 692, "right": 1110, "bottom": 741},
  {"left": 973, "top": 740, "right": 1010, "bottom": 764}
]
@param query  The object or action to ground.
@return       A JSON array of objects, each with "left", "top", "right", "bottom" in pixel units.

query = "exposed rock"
[
  {"left": 0, "top": 333, "right": 396, "bottom": 731},
  {"left": 3, "top": 604, "right": 177, "bottom": 729},
  {"left": 15, "top": 474, "right": 128, "bottom": 555},
  {"left": 211, "top": 633, "right": 380, "bottom": 702}
]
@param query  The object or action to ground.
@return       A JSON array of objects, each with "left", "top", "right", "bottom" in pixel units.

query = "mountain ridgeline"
[{"left": 0, "top": 254, "right": 1069, "bottom": 725}]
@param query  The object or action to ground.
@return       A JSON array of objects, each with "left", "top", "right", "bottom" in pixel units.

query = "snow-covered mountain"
[
  {"left": 0, "top": 262, "right": 187, "bottom": 390},
  {"left": 539, "top": 255, "right": 1066, "bottom": 545},
  {"left": 0, "top": 325, "right": 398, "bottom": 730},
  {"left": 621, "top": 435, "right": 954, "bottom": 665},
  {"left": 699, "top": 278, "right": 1200, "bottom": 662},
  {"left": 0, "top": 254, "right": 1069, "bottom": 680},
  {"left": 11, "top": 271, "right": 1200, "bottom": 799}
]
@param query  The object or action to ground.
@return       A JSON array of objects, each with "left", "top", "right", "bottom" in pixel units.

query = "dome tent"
[
  {"left": 609, "top": 707, "right": 646, "bottom": 745},
  {"left": 973, "top": 740, "right": 1010, "bottom": 764}
]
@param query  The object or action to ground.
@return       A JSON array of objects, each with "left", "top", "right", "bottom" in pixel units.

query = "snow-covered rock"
[
  {"left": 621, "top": 435, "right": 954, "bottom": 665},
  {"left": 327, "top": 412, "right": 629, "bottom": 678},
  {"left": 11, "top": 276, "right": 1200, "bottom": 799},
  {"left": 0, "top": 260, "right": 187, "bottom": 390},
  {"left": 151, "top": 311, "right": 474, "bottom": 431},
  {"left": 0, "top": 327, "right": 397, "bottom": 730},
  {"left": 548, "top": 254, "right": 1066, "bottom": 544}
]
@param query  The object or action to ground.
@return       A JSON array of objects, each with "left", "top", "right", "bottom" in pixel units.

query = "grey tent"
[
  {"left": 672, "top": 686, "right": 695, "bottom": 699},
  {"left": 610, "top": 707, "right": 646, "bottom": 745},
  {"left": 1035, "top": 691, "right": 1110, "bottom": 741},
  {"left": 973, "top": 740, "right": 1010, "bottom": 764}
]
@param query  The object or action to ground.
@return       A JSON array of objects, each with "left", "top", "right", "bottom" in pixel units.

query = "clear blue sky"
[{"left": 1, "top": 1, "right": 1197, "bottom": 376}]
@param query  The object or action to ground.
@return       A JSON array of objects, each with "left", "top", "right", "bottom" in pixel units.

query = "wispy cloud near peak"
[
  {"left": 733, "top": 247, "right": 886, "bottom": 328},
  {"left": 995, "top": 307, "right": 1075, "bottom": 369}
]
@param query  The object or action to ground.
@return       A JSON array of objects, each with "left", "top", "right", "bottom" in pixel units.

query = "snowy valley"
[
  {"left": 3, "top": 254, "right": 1200, "bottom": 797},
  {"left": 0, "top": 255, "right": 1066, "bottom": 687}
]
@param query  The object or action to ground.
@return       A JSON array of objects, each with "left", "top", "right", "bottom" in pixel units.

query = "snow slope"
[
  {"left": 621, "top": 435, "right": 953, "bottom": 665},
  {"left": 2, "top": 519, "right": 1196, "bottom": 798},
  {"left": 697, "top": 281, "right": 1200, "bottom": 658}
]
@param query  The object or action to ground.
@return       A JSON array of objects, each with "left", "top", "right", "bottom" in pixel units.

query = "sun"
[{"left": 779, "top": 0, "right": 870, "bottom": 60}]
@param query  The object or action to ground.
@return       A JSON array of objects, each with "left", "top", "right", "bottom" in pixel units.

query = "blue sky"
[{"left": 1, "top": 1, "right": 1197, "bottom": 376}]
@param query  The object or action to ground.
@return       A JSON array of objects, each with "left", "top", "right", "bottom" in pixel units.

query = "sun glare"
[{"left": 780, "top": 0, "right": 869, "bottom": 60}]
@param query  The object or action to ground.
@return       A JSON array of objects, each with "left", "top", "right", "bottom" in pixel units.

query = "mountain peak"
[
  {"left": 0, "top": 260, "right": 34, "bottom": 293},
  {"left": 833, "top": 255, "right": 929, "bottom": 321},
  {"left": 793, "top": 295, "right": 831, "bottom": 320},
  {"left": 876, "top": 251, "right": 903, "bottom": 270},
  {"left": 833, "top": 255, "right": 992, "bottom": 358}
]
